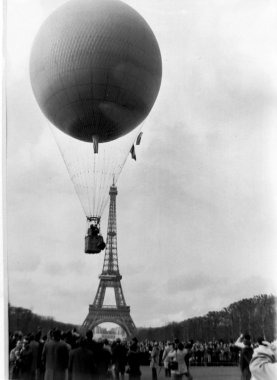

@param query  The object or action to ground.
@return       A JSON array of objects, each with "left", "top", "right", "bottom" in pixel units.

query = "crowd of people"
[
  {"left": 231, "top": 333, "right": 277, "bottom": 380},
  {"left": 8, "top": 329, "right": 277, "bottom": 380},
  {"left": 9, "top": 328, "right": 141, "bottom": 380},
  {"left": 134, "top": 339, "right": 241, "bottom": 367}
]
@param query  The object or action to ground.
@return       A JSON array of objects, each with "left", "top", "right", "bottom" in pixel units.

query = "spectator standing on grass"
[
  {"left": 194, "top": 342, "right": 200, "bottom": 366},
  {"left": 10, "top": 332, "right": 22, "bottom": 353},
  {"left": 29, "top": 333, "right": 39, "bottom": 380},
  {"left": 68, "top": 336, "right": 94, "bottom": 380},
  {"left": 10, "top": 339, "right": 23, "bottom": 380},
  {"left": 185, "top": 341, "right": 193, "bottom": 370},
  {"left": 150, "top": 342, "right": 159, "bottom": 380},
  {"left": 235, "top": 333, "right": 252, "bottom": 349},
  {"left": 97, "top": 339, "right": 112, "bottom": 380},
  {"left": 128, "top": 337, "right": 141, "bottom": 380},
  {"left": 113, "top": 338, "right": 127, "bottom": 380},
  {"left": 60, "top": 332, "right": 71, "bottom": 353},
  {"left": 20, "top": 336, "right": 34, "bottom": 380},
  {"left": 86, "top": 330, "right": 96, "bottom": 353},
  {"left": 163, "top": 342, "right": 173, "bottom": 377},
  {"left": 215, "top": 343, "right": 221, "bottom": 365},
  {"left": 199, "top": 344, "right": 204, "bottom": 366},
  {"left": 42, "top": 329, "right": 69, "bottom": 380},
  {"left": 168, "top": 342, "right": 192, "bottom": 380},
  {"left": 37, "top": 334, "right": 47, "bottom": 380},
  {"left": 70, "top": 329, "right": 79, "bottom": 350},
  {"left": 159, "top": 342, "right": 164, "bottom": 367},
  {"left": 206, "top": 343, "right": 212, "bottom": 365},
  {"left": 9, "top": 332, "right": 16, "bottom": 353},
  {"left": 235, "top": 334, "right": 253, "bottom": 380},
  {"left": 86, "top": 329, "right": 102, "bottom": 374},
  {"left": 229, "top": 340, "right": 236, "bottom": 365}
]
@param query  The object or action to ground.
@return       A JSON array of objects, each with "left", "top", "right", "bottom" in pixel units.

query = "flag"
[
  {"left": 130, "top": 145, "right": 136, "bottom": 160},
  {"left": 136, "top": 132, "right": 143, "bottom": 145}
]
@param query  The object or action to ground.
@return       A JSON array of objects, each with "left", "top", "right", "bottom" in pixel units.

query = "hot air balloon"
[{"left": 29, "top": 0, "right": 162, "bottom": 253}]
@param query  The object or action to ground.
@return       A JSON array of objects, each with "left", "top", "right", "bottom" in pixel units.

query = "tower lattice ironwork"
[{"left": 82, "top": 184, "right": 136, "bottom": 337}]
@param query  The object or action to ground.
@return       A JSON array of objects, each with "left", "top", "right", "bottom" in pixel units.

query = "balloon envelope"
[{"left": 29, "top": 0, "right": 162, "bottom": 143}]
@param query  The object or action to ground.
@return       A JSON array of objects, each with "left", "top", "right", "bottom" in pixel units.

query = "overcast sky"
[{"left": 5, "top": 0, "right": 277, "bottom": 328}]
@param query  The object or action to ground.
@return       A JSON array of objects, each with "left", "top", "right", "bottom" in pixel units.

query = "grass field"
[{"left": 140, "top": 365, "right": 241, "bottom": 380}]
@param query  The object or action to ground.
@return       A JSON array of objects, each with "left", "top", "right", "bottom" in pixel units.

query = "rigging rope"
[{"left": 48, "top": 120, "right": 145, "bottom": 220}]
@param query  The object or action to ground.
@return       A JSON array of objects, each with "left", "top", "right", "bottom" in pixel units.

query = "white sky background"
[{"left": 5, "top": 0, "right": 277, "bottom": 328}]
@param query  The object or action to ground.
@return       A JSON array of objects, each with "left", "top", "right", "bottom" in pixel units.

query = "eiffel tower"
[{"left": 82, "top": 184, "right": 137, "bottom": 337}]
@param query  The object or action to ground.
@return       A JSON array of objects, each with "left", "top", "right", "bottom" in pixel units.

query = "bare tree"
[
  {"left": 254, "top": 294, "right": 276, "bottom": 340},
  {"left": 240, "top": 298, "right": 258, "bottom": 337},
  {"left": 206, "top": 311, "right": 223, "bottom": 340}
]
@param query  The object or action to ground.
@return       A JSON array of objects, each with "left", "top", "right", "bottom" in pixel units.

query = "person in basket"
[{"left": 168, "top": 342, "right": 193, "bottom": 380}]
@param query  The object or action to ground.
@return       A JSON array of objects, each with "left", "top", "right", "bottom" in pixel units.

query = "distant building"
[{"left": 93, "top": 325, "right": 127, "bottom": 341}]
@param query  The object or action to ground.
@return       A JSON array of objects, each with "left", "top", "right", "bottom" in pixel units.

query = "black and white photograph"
[{"left": 2, "top": 0, "right": 277, "bottom": 379}]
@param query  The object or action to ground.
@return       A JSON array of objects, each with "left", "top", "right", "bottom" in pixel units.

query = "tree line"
[
  {"left": 8, "top": 304, "right": 79, "bottom": 336},
  {"left": 8, "top": 294, "right": 276, "bottom": 342},
  {"left": 136, "top": 294, "right": 276, "bottom": 342}
]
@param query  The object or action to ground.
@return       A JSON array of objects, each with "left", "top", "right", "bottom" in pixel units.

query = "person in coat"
[
  {"left": 250, "top": 340, "right": 277, "bottom": 380},
  {"left": 128, "top": 338, "right": 141, "bottom": 380},
  {"left": 236, "top": 334, "right": 253, "bottom": 380},
  {"left": 162, "top": 342, "right": 173, "bottom": 378},
  {"left": 20, "top": 336, "right": 34, "bottom": 380},
  {"left": 29, "top": 333, "right": 39, "bottom": 380},
  {"left": 167, "top": 342, "right": 192, "bottom": 380},
  {"left": 42, "top": 329, "right": 69, "bottom": 380},
  {"left": 85, "top": 330, "right": 97, "bottom": 354},
  {"left": 86, "top": 330, "right": 101, "bottom": 375},
  {"left": 184, "top": 341, "right": 193, "bottom": 371},
  {"left": 37, "top": 334, "right": 47, "bottom": 380},
  {"left": 68, "top": 336, "right": 94, "bottom": 380},
  {"left": 150, "top": 342, "right": 159, "bottom": 380},
  {"left": 97, "top": 340, "right": 112, "bottom": 380},
  {"left": 10, "top": 339, "right": 23, "bottom": 380},
  {"left": 113, "top": 338, "right": 127, "bottom": 380}
]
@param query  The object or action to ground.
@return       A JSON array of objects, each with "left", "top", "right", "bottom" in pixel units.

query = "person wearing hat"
[
  {"left": 249, "top": 340, "right": 277, "bottom": 380},
  {"left": 113, "top": 338, "right": 127, "bottom": 380}
]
